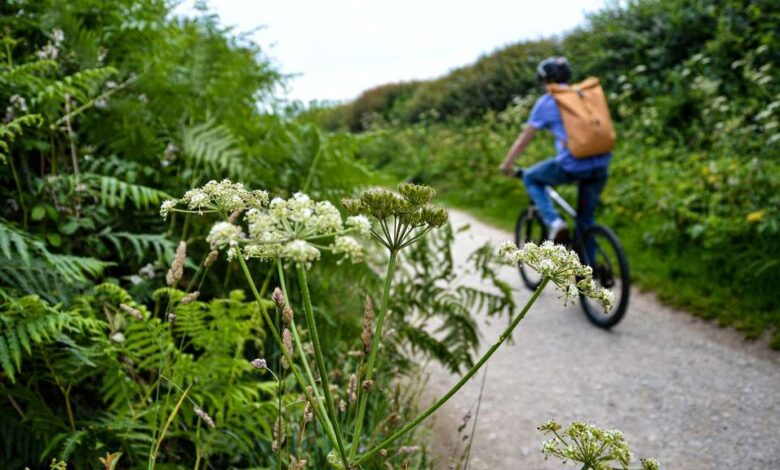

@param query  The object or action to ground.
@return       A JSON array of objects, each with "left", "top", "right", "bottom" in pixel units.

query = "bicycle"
[{"left": 513, "top": 167, "right": 630, "bottom": 328}]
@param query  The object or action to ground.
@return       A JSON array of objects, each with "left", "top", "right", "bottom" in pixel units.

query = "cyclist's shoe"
[{"left": 547, "top": 218, "right": 569, "bottom": 245}]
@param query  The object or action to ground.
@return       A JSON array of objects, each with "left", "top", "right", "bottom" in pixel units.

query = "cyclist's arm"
[{"left": 500, "top": 125, "right": 536, "bottom": 172}]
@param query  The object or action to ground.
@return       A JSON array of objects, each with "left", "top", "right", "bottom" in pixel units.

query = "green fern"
[
  {"left": 0, "top": 295, "right": 104, "bottom": 382},
  {"left": 0, "top": 219, "right": 112, "bottom": 299},
  {"left": 181, "top": 119, "right": 243, "bottom": 178},
  {"left": 48, "top": 173, "right": 172, "bottom": 210},
  {"left": 0, "top": 114, "right": 43, "bottom": 163},
  {"left": 99, "top": 230, "right": 175, "bottom": 263}
]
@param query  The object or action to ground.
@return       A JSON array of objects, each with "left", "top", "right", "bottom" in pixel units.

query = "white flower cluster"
[
  {"left": 163, "top": 180, "right": 370, "bottom": 265},
  {"left": 538, "top": 420, "right": 660, "bottom": 470},
  {"left": 332, "top": 236, "right": 363, "bottom": 264},
  {"left": 206, "top": 222, "right": 244, "bottom": 250},
  {"left": 241, "top": 192, "right": 367, "bottom": 264},
  {"left": 37, "top": 29, "right": 64, "bottom": 60},
  {"left": 161, "top": 179, "right": 269, "bottom": 218},
  {"left": 498, "top": 240, "right": 615, "bottom": 311}
]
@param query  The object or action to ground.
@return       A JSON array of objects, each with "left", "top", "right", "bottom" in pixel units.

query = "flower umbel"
[
  {"left": 341, "top": 183, "right": 448, "bottom": 252},
  {"left": 539, "top": 420, "right": 659, "bottom": 470},
  {"left": 498, "top": 241, "right": 615, "bottom": 312}
]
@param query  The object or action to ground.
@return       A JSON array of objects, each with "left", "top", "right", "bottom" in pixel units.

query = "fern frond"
[
  {"left": 0, "top": 114, "right": 43, "bottom": 162},
  {"left": 99, "top": 231, "right": 175, "bottom": 263},
  {"left": 48, "top": 173, "right": 172, "bottom": 210},
  {"left": 181, "top": 119, "right": 242, "bottom": 177}
]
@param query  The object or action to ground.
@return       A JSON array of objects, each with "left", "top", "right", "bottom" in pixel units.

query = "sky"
[{"left": 174, "top": 1, "right": 610, "bottom": 103}]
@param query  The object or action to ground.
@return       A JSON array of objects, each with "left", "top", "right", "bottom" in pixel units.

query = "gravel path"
[{"left": 422, "top": 209, "right": 780, "bottom": 469}]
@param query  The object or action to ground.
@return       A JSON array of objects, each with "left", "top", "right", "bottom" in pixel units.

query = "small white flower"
[
  {"left": 206, "top": 222, "right": 243, "bottom": 249},
  {"left": 332, "top": 236, "right": 363, "bottom": 263},
  {"left": 139, "top": 263, "right": 156, "bottom": 279},
  {"left": 281, "top": 240, "right": 320, "bottom": 263},
  {"left": 346, "top": 215, "right": 371, "bottom": 236},
  {"left": 36, "top": 43, "right": 59, "bottom": 60},
  {"left": 51, "top": 28, "right": 64, "bottom": 45},
  {"left": 160, "top": 199, "right": 177, "bottom": 218}
]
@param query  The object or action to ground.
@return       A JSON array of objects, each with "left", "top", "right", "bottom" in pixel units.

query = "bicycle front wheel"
[
  {"left": 578, "top": 224, "right": 630, "bottom": 328},
  {"left": 515, "top": 206, "right": 547, "bottom": 290}
]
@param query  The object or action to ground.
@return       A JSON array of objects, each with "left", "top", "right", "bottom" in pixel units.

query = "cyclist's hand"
[{"left": 499, "top": 160, "right": 514, "bottom": 177}]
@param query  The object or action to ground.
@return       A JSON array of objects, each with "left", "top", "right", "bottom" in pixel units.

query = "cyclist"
[{"left": 499, "top": 56, "right": 611, "bottom": 243}]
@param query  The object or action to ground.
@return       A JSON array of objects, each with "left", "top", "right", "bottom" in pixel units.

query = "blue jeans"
[{"left": 522, "top": 158, "right": 609, "bottom": 233}]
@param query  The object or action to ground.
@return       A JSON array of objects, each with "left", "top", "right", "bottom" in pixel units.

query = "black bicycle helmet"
[{"left": 536, "top": 56, "right": 572, "bottom": 84}]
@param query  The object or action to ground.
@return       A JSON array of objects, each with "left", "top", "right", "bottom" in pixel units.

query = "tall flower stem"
[
  {"left": 354, "top": 278, "right": 550, "bottom": 465},
  {"left": 295, "top": 264, "right": 349, "bottom": 466},
  {"left": 276, "top": 259, "right": 337, "bottom": 446},
  {"left": 236, "top": 254, "right": 340, "bottom": 453},
  {"left": 349, "top": 250, "right": 398, "bottom": 460}
]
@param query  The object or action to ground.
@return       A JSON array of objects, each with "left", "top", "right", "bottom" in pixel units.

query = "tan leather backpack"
[{"left": 547, "top": 77, "right": 616, "bottom": 158}]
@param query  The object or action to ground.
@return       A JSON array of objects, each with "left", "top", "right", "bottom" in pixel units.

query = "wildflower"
[
  {"left": 119, "top": 303, "right": 143, "bottom": 320},
  {"left": 332, "top": 236, "right": 363, "bottom": 263},
  {"left": 272, "top": 287, "right": 285, "bottom": 308},
  {"left": 539, "top": 420, "right": 639, "bottom": 469},
  {"left": 181, "top": 179, "right": 268, "bottom": 214},
  {"left": 129, "top": 274, "right": 143, "bottom": 285},
  {"left": 36, "top": 43, "right": 58, "bottom": 60},
  {"left": 204, "top": 250, "right": 219, "bottom": 267},
  {"left": 51, "top": 29, "right": 64, "bottom": 45},
  {"left": 272, "top": 415, "right": 285, "bottom": 451},
  {"left": 206, "top": 222, "right": 243, "bottom": 250},
  {"left": 398, "top": 445, "right": 421, "bottom": 454},
  {"left": 346, "top": 215, "right": 371, "bottom": 236},
  {"left": 345, "top": 183, "right": 449, "bottom": 251},
  {"left": 497, "top": 241, "right": 614, "bottom": 312},
  {"left": 338, "top": 398, "right": 347, "bottom": 412},
  {"left": 194, "top": 406, "right": 215, "bottom": 428},
  {"left": 97, "top": 47, "right": 108, "bottom": 63},
  {"left": 303, "top": 402, "right": 313, "bottom": 422},
  {"left": 251, "top": 358, "right": 267, "bottom": 370},
  {"left": 110, "top": 332, "right": 125, "bottom": 343},
  {"left": 281, "top": 240, "right": 320, "bottom": 263},
  {"left": 282, "top": 305, "right": 294, "bottom": 324},
  {"left": 290, "top": 456, "right": 307, "bottom": 470},
  {"left": 166, "top": 241, "right": 187, "bottom": 286},
  {"left": 641, "top": 458, "right": 661, "bottom": 470},
  {"left": 361, "top": 296, "right": 373, "bottom": 355},
  {"left": 281, "top": 328, "right": 293, "bottom": 369},
  {"left": 138, "top": 263, "right": 156, "bottom": 279},
  {"left": 347, "top": 374, "right": 358, "bottom": 402},
  {"left": 362, "top": 379, "right": 374, "bottom": 392},
  {"left": 167, "top": 312, "right": 176, "bottom": 323},
  {"left": 180, "top": 291, "right": 199, "bottom": 305}
]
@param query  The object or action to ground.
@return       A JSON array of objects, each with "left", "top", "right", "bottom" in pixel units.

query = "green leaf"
[
  {"left": 59, "top": 219, "right": 79, "bottom": 235},
  {"left": 47, "top": 233, "right": 62, "bottom": 247},
  {"left": 30, "top": 206, "right": 45, "bottom": 221}
]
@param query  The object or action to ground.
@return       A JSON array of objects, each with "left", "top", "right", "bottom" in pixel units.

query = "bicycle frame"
[{"left": 545, "top": 186, "right": 576, "bottom": 218}]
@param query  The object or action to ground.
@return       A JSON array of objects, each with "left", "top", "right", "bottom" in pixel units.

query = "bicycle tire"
[
  {"left": 515, "top": 206, "right": 547, "bottom": 290},
  {"left": 578, "top": 224, "right": 630, "bottom": 328}
]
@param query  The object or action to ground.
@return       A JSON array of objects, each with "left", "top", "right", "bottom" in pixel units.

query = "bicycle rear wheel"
[
  {"left": 578, "top": 224, "right": 630, "bottom": 328},
  {"left": 515, "top": 206, "right": 547, "bottom": 290}
]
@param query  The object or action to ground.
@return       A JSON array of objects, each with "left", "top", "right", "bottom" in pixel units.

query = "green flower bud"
[
  {"left": 398, "top": 182, "right": 436, "bottom": 206},
  {"left": 421, "top": 203, "right": 448, "bottom": 227}
]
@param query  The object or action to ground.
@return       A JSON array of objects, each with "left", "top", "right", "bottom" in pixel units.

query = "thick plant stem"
[
  {"left": 354, "top": 278, "right": 550, "bottom": 465},
  {"left": 276, "top": 260, "right": 335, "bottom": 446},
  {"left": 236, "top": 255, "right": 340, "bottom": 452},
  {"left": 349, "top": 250, "right": 398, "bottom": 460},
  {"left": 295, "top": 264, "right": 349, "bottom": 467}
]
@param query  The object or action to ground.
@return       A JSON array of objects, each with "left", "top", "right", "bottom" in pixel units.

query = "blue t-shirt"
[{"left": 526, "top": 93, "right": 611, "bottom": 173}]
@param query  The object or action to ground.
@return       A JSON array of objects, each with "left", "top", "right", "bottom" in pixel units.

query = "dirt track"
[{"left": 422, "top": 209, "right": 780, "bottom": 469}]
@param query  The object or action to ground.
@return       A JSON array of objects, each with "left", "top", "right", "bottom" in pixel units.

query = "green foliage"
[{"left": 336, "top": 0, "right": 780, "bottom": 346}]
